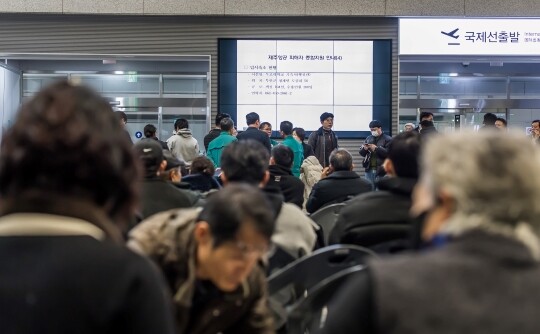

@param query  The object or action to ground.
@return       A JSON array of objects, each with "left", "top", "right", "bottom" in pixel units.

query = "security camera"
[{"left": 462, "top": 62, "right": 470, "bottom": 68}]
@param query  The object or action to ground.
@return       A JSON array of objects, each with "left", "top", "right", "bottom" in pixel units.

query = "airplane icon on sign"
[{"left": 441, "top": 28, "right": 459, "bottom": 39}]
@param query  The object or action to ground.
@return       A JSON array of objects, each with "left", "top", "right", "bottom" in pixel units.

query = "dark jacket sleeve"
[
  {"left": 307, "top": 132, "right": 318, "bottom": 151},
  {"left": 359, "top": 138, "right": 370, "bottom": 157},
  {"left": 263, "top": 134, "right": 272, "bottom": 153},
  {"left": 306, "top": 182, "right": 323, "bottom": 214},
  {"left": 314, "top": 268, "right": 374, "bottom": 334},
  {"left": 373, "top": 136, "right": 392, "bottom": 160},
  {"left": 118, "top": 255, "right": 176, "bottom": 334}
]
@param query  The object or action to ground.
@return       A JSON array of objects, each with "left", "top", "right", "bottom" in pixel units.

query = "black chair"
[
  {"left": 309, "top": 203, "right": 346, "bottom": 246},
  {"left": 267, "top": 245, "right": 375, "bottom": 333},
  {"left": 287, "top": 265, "right": 366, "bottom": 334},
  {"left": 341, "top": 223, "right": 412, "bottom": 254}
]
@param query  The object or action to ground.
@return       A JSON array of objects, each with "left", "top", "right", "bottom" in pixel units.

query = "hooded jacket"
[
  {"left": 167, "top": 128, "right": 199, "bottom": 165},
  {"left": 128, "top": 208, "right": 274, "bottom": 334},
  {"left": 267, "top": 164, "right": 305, "bottom": 208}
]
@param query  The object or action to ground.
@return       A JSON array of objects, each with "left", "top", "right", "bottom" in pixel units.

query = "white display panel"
[{"left": 236, "top": 40, "right": 374, "bottom": 131}]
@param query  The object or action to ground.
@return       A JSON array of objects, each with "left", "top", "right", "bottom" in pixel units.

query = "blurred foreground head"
[
  {"left": 418, "top": 131, "right": 540, "bottom": 257},
  {"left": 0, "top": 80, "right": 139, "bottom": 229}
]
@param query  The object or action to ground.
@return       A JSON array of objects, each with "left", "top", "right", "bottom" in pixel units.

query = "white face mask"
[{"left": 371, "top": 130, "right": 379, "bottom": 137}]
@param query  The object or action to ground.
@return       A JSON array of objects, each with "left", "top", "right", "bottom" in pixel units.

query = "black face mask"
[
  {"left": 409, "top": 196, "right": 446, "bottom": 251},
  {"left": 409, "top": 210, "right": 429, "bottom": 251}
]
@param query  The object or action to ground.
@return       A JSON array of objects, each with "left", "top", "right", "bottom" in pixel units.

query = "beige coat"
[
  {"left": 128, "top": 208, "right": 274, "bottom": 334},
  {"left": 300, "top": 156, "right": 323, "bottom": 210}
]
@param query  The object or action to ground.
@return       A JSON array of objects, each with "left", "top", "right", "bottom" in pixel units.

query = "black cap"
[
  {"left": 320, "top": 112, "right": 334, "bottom": 122},
  {"left": 369, "top": 120, "right": 382, "bottom": 128},
  {"left": 134, "top": 139, "right": 164, "bottom": 169},
  {"left": 162, "top": 149, "right": 183, "bottom": 171}
]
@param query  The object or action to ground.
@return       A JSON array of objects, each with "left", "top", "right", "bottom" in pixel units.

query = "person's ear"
[
  {"left": 220, "top": 172, "right": 228, "bottom": 185},
  {"left": 158, "top": 160, "right": 167, "bottom": 174},
  {"left": 269, "top": 157, "right": 275, "bottom": 165},
  {"left": 350, "top": 163, "right": 355, "bottom": 171},
  {"left": 260, "top": 170, "right": 270, "bottom": 187},
  {"left": 382, "top": 159, "right": 395, "bottom": 176},
  {"left": 194, "top": 221, "right": 212, "bottom": 245}
]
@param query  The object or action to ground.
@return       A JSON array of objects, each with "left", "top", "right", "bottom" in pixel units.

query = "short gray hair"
[{"left": 422, "top": 131, "right": 540, "bottom": 257}]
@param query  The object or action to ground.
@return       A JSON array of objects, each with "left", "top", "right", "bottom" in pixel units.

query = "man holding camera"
[{"left": 360, "top": 120, "right": 392, "bottom": 190}]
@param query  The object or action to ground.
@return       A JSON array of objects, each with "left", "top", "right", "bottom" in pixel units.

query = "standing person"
[
  {"left": 206, "top": 117, "right": 237, "bottom": 167},
  {"left": 280, "top": 121, "right": 303, "bottom": 178},
  {"left": 143, "top": 124, "right": 168, "bottom": 149},
  {"left": 293, "top": 127, "right": 315, "bottom": 160},
  {"left": 166, "top": 118, "right": 199, "bottom": 166},
  {"left": 203, "top": 112, "right": 230, "bottom": 152},
  {"left": 530, "top": 119, "right": 540, "bottom": 143},
  {"left": 414, "top": 111, "right": 433, "bottom": 133},
  {"left": 404, "top": 123, "right": 415, "bottom": 132},
  {"left": 480, "top": 112, "right": 498, "bottom": 130},
  {"left": 0, "top": 81, "right": 175, "bottom": 334},
  {"left": 360, "top": 120, "right": 392, "bottom": 190},
  {"left": 308, "top": 112, "right": 338, "bottom": 167},
  {"left": 495, "top": 118, "right": 507, "bottom": 130},
  {"left": 117, "top": 111, "right": 133, "bottom": 144},
  {"left": 260, "top": 121, "right": 279, "bottom": 147},
  {"left": 236, "top": 112, "right": 272, "bottom": 152}
]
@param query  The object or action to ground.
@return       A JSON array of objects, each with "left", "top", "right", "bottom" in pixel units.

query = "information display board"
[{"left": 219, "top": 39, "right": 392, "bottom": 137}]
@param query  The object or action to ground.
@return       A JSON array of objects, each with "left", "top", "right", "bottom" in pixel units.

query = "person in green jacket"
[
  {"left": 207, "top": 117, "right": 237, "bottom": 167},
  {"left": 280, "top": 120, "right": 303, "bottom": 178}
]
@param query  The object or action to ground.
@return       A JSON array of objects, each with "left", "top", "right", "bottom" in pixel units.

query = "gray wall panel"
[{"left": 0, "top": 14, "right": 398, "bottom": 138}]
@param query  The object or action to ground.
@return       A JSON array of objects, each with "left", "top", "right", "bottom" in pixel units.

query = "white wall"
[{"left": 0, "top": 67, "right": 21, "bottom": 140}]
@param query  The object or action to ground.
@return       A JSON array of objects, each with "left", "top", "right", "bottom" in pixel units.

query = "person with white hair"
[
  {"left": 319, "top": 131, "right": 540, "bottom": 334},
  {"left": 403, "top": 123, "right": 415, "bottom": 132}
]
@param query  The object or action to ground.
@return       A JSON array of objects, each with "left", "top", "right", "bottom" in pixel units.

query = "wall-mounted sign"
[
  {"left": 400, "top": 18, "right": 540, "bottom": 55},
  {"left": 135, "top": 131, "right": 143, "bottom": 139}
]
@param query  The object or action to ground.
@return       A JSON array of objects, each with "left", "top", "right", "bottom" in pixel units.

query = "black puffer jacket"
[{"left": 329, "top": 177, "right": 417, "bottom": 245}]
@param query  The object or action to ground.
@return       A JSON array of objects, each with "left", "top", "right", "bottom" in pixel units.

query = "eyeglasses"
[{"left": 230, "top": 240, "right": 273, "bottom": 259}]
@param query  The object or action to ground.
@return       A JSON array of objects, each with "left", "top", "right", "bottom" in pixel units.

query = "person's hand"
[
  {"left": 533, "top": 129, "right": 540, "bottom": 139},
  {"left": 366, "top": 144, "right": 377, "bottom": 152},
  {"left": 321, "top": 167, "right": 331, "bottom": 179}
]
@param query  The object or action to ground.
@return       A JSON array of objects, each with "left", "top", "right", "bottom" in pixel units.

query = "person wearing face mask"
[
  {"left": 318, "top": 131, "right": 540, "bottom": 334},
  {"left": 360, "top": 120, "right": 392, "bottom": 190}
]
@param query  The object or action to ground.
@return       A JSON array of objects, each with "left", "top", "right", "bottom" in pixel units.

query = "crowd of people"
[{"left": 3, "top": 80, "right": 540, "bottom": 333}]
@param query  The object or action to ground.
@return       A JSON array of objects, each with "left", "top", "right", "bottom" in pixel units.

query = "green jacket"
[
  {"left": 207, "top": 132, "right": 237, "bottom": 167},
  {"left": 282, "top": 135, "right": 304, "bottom": 178}
]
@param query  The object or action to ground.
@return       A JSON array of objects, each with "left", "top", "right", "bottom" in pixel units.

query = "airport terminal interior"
[{"left": 1, "top": 4, "right": 540, "bottom": 333}]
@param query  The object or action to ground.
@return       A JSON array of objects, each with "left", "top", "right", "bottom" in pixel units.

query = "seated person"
[
  {"left": 220, "top": 140, "right": 317, "bottom": 258},
  {"left": 160, "top": 150, "right": 203, "bottom": 206},
  {"left": 306, "top": 149, "right": 371, "bottom": 214},
  {"left": 129, "top": 184, "right": 276, "bottom": 334},
  {"left": 329, "top": 132, "right": 420, "bottom": 247},
  {"left": 182, "top": 156, "right": 222, "bottom": 193},
  {"left": 135, "top": 139, "right": 195, "bottom": 219},
  {"left": 0, "top": 81, "right": 174, "bottom": 333},
  {"left": 320, "top": 131, "right": 540, "bottom": 333},
  {"left": 266, "top": 145, "right": 305, "bottom": 208}
]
